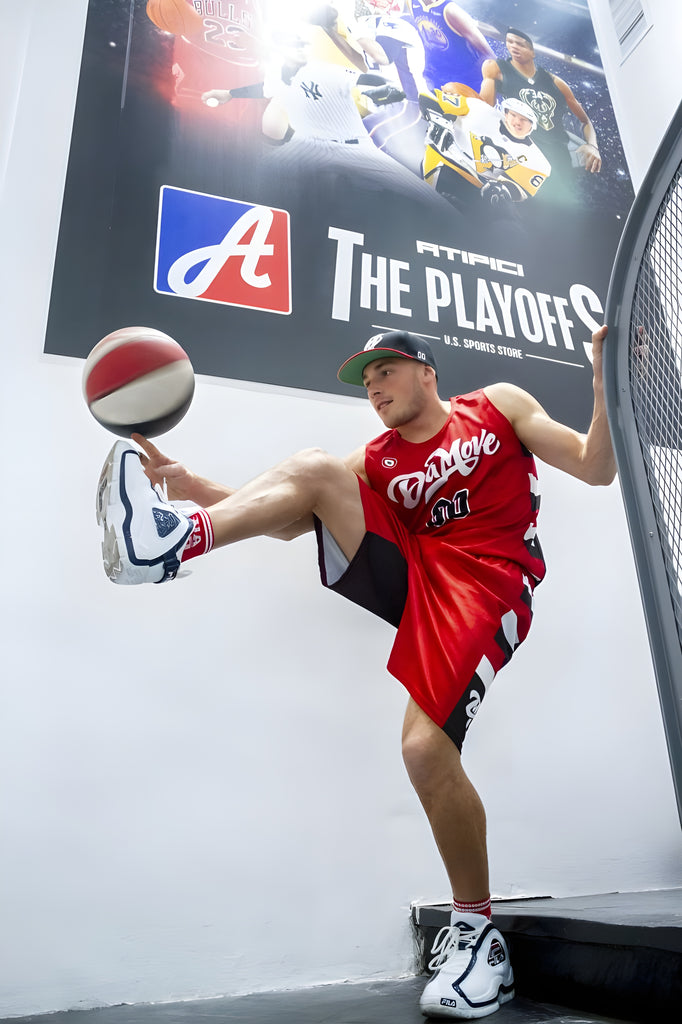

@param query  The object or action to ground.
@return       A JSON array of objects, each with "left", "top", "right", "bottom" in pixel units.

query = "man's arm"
[
  {"left": 484, "top": 325, "right": 616, "bottom": 486},
  {"left": 551, "top": 74, "right": 601, "bottom": 173},
  {"left": 132, "top": 434, "right": 234, "bottom": 504},
  {"left": 444, "top": 4, "right": 494, "bottom": 59},
  {"left": 132, "top": 436, "right": 369, "bottom": 541},
  {"left": 345, "top": 444, "right": 369, "bottom": 484},
  {"left": 479, "top": 59, "right": 501, "bottom": 104}
]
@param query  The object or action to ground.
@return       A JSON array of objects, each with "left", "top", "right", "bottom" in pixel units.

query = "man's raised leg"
[
  {"left": 97, "top": 441, "right": 367, "bottom": 584},
  {"left": 204, "top": 448, "right": 366, "bottom": 561}
]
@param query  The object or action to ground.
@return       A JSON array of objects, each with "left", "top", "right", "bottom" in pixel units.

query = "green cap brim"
[{"left": 337, "top": 348, "right": 415, "bottom": 387}]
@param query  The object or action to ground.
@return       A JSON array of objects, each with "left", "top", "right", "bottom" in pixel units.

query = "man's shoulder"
[
  {"left": 449, "top": 388, "right": 485, "bottom": 404},
  {"left": 367, "top": 426, "right": 398, "bottom": 449}
]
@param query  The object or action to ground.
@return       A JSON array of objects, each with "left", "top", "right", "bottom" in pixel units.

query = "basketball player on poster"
[
  {"left": 94, "top": 323, "right": 615, "bottom": 1019},
  {"left": 145, "top": 0, "right": 267, "bottom": 126}
]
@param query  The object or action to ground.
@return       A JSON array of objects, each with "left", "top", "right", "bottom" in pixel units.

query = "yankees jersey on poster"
[
  {"left": 266, "top": 60, "right": 366, "bottom": 141},
  {"left": 364, "top": 389, "right": 546, "bottom": 581}
]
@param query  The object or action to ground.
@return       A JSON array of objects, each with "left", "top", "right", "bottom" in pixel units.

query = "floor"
[
  {"left": 3, "top": 980, "right": 641, "bottom": 1024},
  {"left": 8, "top": 891, "right": 678, "bottom": 1024}
]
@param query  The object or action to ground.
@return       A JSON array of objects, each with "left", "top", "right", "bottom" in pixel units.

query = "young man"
[
  {"left": 480, "top": 28, "right": 601, "bottom": 184},
  {"left": 96, "top": 326, "right": 614, "bottom": 1019}
]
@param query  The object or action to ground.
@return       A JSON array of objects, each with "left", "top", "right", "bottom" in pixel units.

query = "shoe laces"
[{"left": 427, "top": 922, "right": 485, "bottom": 972}]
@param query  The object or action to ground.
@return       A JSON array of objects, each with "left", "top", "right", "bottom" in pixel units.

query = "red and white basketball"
[
  {"left": 146, "top": 0, "right": 204, "bottom": 37},
  {"left": 83, "top": 327, "right": 195, "bottom": 438}
]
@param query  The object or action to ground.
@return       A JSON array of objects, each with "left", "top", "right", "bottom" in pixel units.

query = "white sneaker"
[
  {"left": 96, "top": 440, "right": 193, "bottom": 584},
  {"left": 419, "top": 912, "right": 514, "bottom": 1019}
]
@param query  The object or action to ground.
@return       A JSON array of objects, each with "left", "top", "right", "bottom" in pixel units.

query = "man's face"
[
  {"left": 505, "top": 33, "right": 535, "bottom": 63},
  {"left": 504, "top": 108, "right": 533, "bottom": 139},
  {"left": 362, "top": 357, "right": 431, "bottom": 428},
  {"left": 283, "top": 38, "right": 311, "bottom": 68}
]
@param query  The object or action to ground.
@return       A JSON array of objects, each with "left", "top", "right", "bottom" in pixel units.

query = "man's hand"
[
  {"left": 576, "top": 142, "right": 601, "bottom": 173},
  {"left": 131, "top": 434, "right": 197, "bottom": 502},
  {"left": 202, "top": 89, "right": 232, "bottom": 106},
  {"left": 590, "top": 323, "right": 608, "bottom": 391}
]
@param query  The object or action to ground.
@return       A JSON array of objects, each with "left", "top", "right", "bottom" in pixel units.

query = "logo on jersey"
[
  {"left": 387, "top": 430, "right": 501, "bottom": 509},
  {"left": 382, "top": 457, "right": 398, "bottom": 469},
  {"left": 155, "top": 186, "right": 291, "bottom": 314},
  {"left": 519, "top": 88, "right": 557, "bottom": 132},
  {"left": 301, "top": 81, "right": 323, "bottom": 101},
  {"left": 465, "top": 689, "right": 481, "bottom": 723}
]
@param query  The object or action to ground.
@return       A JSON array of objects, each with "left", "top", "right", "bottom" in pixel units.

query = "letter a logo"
[{"left": 155, "top": 186, "right": 291, "bottom": 314}]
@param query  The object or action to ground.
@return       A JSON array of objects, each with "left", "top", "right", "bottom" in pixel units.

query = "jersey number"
[{"left": 428, "top": 489, "right": 471, "bottom": 529}]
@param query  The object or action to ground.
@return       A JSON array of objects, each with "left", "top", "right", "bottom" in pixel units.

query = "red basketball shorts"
[{"left": 315, "top": 479, "right": 536, "bottom": 749}]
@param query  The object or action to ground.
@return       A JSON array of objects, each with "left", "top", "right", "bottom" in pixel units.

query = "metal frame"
[{"left": 604, "top": 100, "right": 682, "bottom": 826}]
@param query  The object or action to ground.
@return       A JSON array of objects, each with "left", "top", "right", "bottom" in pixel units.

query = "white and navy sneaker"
[
  {"left": 420, "top": 912, "right": 514, "bottom": 1019},
  {"left": 96, "top": 440, "right": 193, "bottom": 584}
]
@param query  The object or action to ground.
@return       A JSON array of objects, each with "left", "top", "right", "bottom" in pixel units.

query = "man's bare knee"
[
  {"left": 283, "top": 448, "right": 349, "bottom": 493},
  {"left": 402, "top": 713, "right": 464, "bottom": 801}
]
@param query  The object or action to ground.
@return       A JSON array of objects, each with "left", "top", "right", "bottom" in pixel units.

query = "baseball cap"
[{"left": 337, "top": 331, "right": 438, "bottom": 386}]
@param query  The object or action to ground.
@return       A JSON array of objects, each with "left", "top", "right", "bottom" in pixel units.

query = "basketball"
[
  {"left": 146, "top": 0, "right": 204, "bottom": 37},
  {"left": 83, "top": 327, "right": 195, "bottom": 438}
]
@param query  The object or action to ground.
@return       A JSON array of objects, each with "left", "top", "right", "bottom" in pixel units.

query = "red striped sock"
[
  {"left": 453, "top": 897, "right": 492, "bottom": 919},
  {"left": 181, "top": 509, "right": 215, "bottom": 562}
]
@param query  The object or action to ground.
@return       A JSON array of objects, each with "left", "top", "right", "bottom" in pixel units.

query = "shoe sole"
[
  {"left": 420, "top": 983, "right": 514, "bottom": 1019},
  {"left": 96, "top": 444, "right": 127, "bottom": 582},
  {"left": 96, "top": 443, "right": 193, "bottom": 584}
]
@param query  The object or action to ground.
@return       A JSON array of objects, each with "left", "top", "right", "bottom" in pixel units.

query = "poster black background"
[{"left": 45, "top": 1, "right": 634, "bottom": 431}]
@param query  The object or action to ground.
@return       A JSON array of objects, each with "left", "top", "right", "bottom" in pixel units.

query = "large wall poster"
[{"left": 45, "top": 0, "right": 634, "bottom": 429}]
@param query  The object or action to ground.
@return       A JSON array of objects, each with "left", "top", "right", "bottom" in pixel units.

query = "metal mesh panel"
[
  {"left": 604, "top": 103, "right": 682, "bottom": 825},
  {"left": 628, "top": 166, "right": 682, "bottom": 644}
]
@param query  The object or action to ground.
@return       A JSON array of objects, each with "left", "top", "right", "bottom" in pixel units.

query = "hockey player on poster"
[{"left": 419, "top": 87, "right": 551, "bottom": 212}]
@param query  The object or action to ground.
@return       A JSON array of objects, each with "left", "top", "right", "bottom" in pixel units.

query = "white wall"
[
  {"left": 1, "top": 0, "right": 681, "bottom": 1016},
  {"left": 588, "top": 0, "right": 682, "bottom": 189}
]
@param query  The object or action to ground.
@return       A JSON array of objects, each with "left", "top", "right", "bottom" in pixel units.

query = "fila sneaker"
[
  {"left": 96, "top": 440, "right": 193, "bottom": 584},
  {"left": 420, "top": 912, "right": 514, "bottom": 1019}
]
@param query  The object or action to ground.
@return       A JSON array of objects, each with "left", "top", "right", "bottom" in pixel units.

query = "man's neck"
[
  {"left": 396, "top": 398, "right": 451, "bottom": 443},
  {"left": 511, "top": 57, "right": 537, "bottom": 78}
]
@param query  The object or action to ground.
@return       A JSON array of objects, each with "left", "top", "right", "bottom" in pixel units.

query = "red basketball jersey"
[{"left": 364, "top": 389, "right": 546, "bottom": 582}]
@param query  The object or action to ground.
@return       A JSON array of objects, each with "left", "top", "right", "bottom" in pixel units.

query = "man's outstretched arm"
[
  {"left": 132, "top": 433, "right": 235, "bottom": 505},
  {"left": 131, "top": 435, "right": 368, "bottom": 541},
  {"left": 484, "top": 325, "right": 616, "bottom": 486}
]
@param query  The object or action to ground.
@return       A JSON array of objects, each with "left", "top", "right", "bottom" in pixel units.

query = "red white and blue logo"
[{"left": 154, "top": 186, "right": 291, "bottom": 315}]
